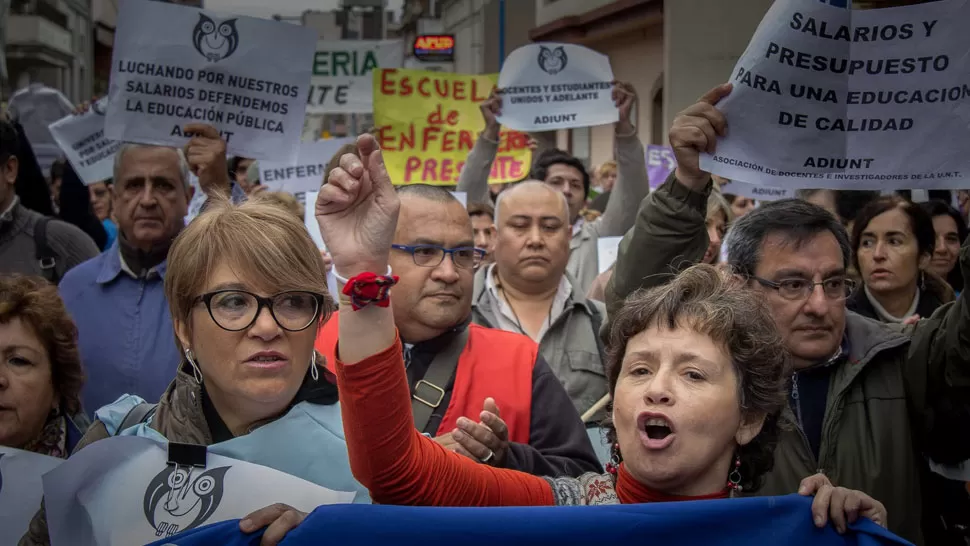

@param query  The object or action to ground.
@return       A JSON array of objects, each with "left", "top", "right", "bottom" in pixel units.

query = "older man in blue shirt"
[{"left": 59, "top": 124, "right": 231, "bottom": 415}]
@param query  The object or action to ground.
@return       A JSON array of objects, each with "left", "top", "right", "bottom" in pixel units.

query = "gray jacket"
[
  {"left": 0, "top": 198, "right": 100, "bottom": 280},
  {"left": 471, "top": 267, "right": 609, "bottom": 421},
  {"left": 457, "top": 132, "right": 650, "bottom": 294}
]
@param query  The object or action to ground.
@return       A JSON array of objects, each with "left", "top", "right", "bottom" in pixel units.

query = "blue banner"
[
  {"left": 820, "top": 0, "right": 849, "bottom": 7},
  {"left": 151, "top": 494, "right": 912, "bottom": 546}
]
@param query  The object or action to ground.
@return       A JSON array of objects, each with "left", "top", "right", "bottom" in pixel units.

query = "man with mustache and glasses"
[
  {"left": 316, "top": 183, "right": 600, "bottom": 478},
  {"left": 607, "top": 83, "right": 970, "bottom": 546},
  {"left": 471, "top": 182, "right": 610, "bottom": 440}
]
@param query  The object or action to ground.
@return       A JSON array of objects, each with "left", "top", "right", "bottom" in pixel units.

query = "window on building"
[
  {"left": 569, "top": 126, "right": 591, "bottom": 169},
  {"left": 651, "top": 86, "right": 663, "bottom": 145}
]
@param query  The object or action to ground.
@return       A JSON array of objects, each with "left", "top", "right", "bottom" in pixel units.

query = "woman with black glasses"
[{"left": 19, "top": 195, "right": 369, "bottom": 546}]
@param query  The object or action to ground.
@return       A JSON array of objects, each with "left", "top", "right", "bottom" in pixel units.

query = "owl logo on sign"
[
  {"left": 143, "top": 464, "right": 230, "bottom": 538},
  {"left": 538, "top": 46, "right": 568, "bottom": 75},
  {"left": 192, "top": 13, "right": 239, "bottom": 62}
]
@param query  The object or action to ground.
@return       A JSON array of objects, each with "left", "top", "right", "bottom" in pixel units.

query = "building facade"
[{"left": 5, "top": 0, "right": 93, "bottom": 102}]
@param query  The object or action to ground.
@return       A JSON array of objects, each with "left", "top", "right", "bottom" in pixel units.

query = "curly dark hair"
[
  {"left": 604, "top": 265, "right": 791, "bottom": 492},
  {"left": 0, "top": 275, "right": 85, "bottom": 415}
]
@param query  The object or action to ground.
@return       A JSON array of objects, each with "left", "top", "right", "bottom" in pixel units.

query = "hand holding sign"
[
  {"left": 612, "top": 81, "right": 637, "bottom": 134},
  {"left": 316, "top": 134, "right": 400, "bottom": 278},
  {"left": 669, "top": 83, "right": 732, "bottom": 192},
  {"left": 239, "top": 503, "right": 307, "bottom": 545},
  {"left": 479, "top": 88, "right": 502, "bottom": 140},
  {"left": 183, "top": 123, "right": 231, "bottom": 197}
]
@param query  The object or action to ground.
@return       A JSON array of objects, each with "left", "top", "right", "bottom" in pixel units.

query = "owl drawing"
[
  {"left": 538, "top": 46, "right": 568, "bottom": 75},
  {"left": 192, "top": 14, "right": 239, "bottom": 62}
]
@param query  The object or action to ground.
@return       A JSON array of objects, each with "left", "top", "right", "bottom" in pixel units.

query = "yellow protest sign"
[{"left": 373, "top": 68, "right": 532, "bottom": 186}]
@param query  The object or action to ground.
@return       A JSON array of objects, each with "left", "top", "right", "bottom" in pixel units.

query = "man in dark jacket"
[{"left": 606, "top": 84, "right": 970, "bottom": 545}]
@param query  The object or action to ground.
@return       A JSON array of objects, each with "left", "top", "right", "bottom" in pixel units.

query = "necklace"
[{"left": 497, "top": 283, "right": 553, "bottom": 340}]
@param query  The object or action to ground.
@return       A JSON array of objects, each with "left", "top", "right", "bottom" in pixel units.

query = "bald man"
[
  {"left": 472, "top": 181, "right": 610, "bottom": 429},
  {"left": 316, "top": 183, "right": 601, "bottom": 478}
]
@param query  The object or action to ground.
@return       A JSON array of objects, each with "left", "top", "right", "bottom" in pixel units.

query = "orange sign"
[{"left": 413, "top": 35, "right": 455, "bottom": 62}]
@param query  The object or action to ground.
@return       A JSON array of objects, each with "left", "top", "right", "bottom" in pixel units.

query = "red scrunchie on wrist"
[{"left": 341, "top": 271, "right": 399, "bottom": 311}]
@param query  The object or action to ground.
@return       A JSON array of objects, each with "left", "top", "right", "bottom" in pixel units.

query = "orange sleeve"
[{"left": 335, "top": 335, "right": 555, "bottom": 507}]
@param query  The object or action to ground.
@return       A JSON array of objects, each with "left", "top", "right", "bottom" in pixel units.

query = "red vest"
[{"left": 316, "top": 314, "right": 535, "bottom": 444}]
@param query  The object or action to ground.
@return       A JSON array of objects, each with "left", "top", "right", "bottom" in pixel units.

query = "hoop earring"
[
  {"left": 310, "top": 351, "right": 320, "bottom": 382},
  {"left": 184, "top": 348, "right": 203, "bottom": 385},
  {"left": 727, "top": 454, "right": 743, "bottom": 493}
]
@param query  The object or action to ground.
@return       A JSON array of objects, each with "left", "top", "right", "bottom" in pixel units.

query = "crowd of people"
[{"left": 0, "top": 75, "right": 968, "bottom": 546}]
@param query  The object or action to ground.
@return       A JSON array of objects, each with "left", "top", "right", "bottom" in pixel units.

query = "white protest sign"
[
  {"left": 721, "top": 180, "right": 793, "bottom": 201},
  {"left": 48, "top": 98, "right": 120, "bottom": 184},
  {"left": 497, "top": 43, "right": 617, "bottom": 132},
  {"left": 106, "top": 0, "right": 317, "bottom": 162},
  {"left": 597, "top": 236, "right": 622, "bottom": 274},
  {"left": 0, "top": 447, "right": 64, "bottom": 545},
  {"left": 305, "top": 190, "right": 325, "bottom": 250},
  {"left": 307, "top": 41, "right": 404, "bottom": 114},
  {"left": 259, "top": 138, "right": 353, "bottom": 194},
  {"left": 700, "top": 0, "right": 970, "bottom": 191},
  {"left": 451, "top": 191, "right": 467, "bottom": 208},
  {"left": 43, "top": 435, "right": 354, "bottom": 546}
]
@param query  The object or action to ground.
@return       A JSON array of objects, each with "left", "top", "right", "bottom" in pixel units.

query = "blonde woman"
[{"left": 20, "top": 195, "right": 367, "bottom": 546}]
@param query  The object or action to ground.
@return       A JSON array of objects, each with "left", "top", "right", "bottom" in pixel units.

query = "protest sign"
[
  {"left": 43, "top": 435, "right": 354, "bottom": 546},
  {"left": 373, "top": 68, "right": 532, "bottom": 186},
  {"left": 0, "top": 447, "right": 64, "bottom": 545},
  {"left": 106, "top": 0, "right": 316, "bottom": 162},
  {"left": 259, "top": 138, "right": 354, "bottom": 194},
  {"left": 646, "top": 145, "right": 677, "bottom": 189},
  {"left": 597, "top": 236, "right": 621, "bottom": 274},
  {"left": 451, "top": 191, "right": 467, "bottom": 208},
  {"left": 48, "top": 97, "right": 121, "bottom": 184},
  {"left": 721, "top": 180, "right": 792, "bottom": 201},
  {"left": 699, "top": 0, "right": 970, "bottom": 190},
  {"left": 496, "top": 43, "right": 617, "bottom": 132},
  {"left": 153, "top": 494, "right": 908, "bottom": 546},
  {"left": 307, "top": 41, "right": 404, "bottom": 114}
]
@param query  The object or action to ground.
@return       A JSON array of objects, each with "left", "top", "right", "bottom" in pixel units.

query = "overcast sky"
[{"left": 204, "top": 0, "right": 404, "bottom": 20}]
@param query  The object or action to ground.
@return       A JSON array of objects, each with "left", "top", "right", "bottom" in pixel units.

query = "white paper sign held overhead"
[
  {"left": 259, "top": 138, "right": 354, "bottom": 194},
  {"left": 497, "top": 43, "right": 617, "bottom": 132},
  {"left": 699, "top": 0, "right": 970, "bottom": 191},
  {"left": 48, "top": 98, "right": 121, "bottom": 185},
  {"left": 308, "top": 41, "right": 404, "bottom": 114},
  {"left": 106, "top": 0, "right": 317, "bottom": 162}
]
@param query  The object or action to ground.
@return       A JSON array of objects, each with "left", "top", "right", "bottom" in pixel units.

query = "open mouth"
[{"left": 643, "top": 417, "right": 673, "bottom": 440}]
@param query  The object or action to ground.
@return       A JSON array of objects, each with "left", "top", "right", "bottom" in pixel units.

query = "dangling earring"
[
  {"left": 605, "top": 443, "right": 620, "bottom": 476},
  {"left": 310, "top": 351, "right": 320, "bottom": 382},
  {"left": 184, "top": 348, "right": 203, "bottom": 385},
  {"left": 920, "top": 270, "right": 926, "bottom": 291},
  {"left": 727, "top": 454, "right": 743, "bottom": 493}
]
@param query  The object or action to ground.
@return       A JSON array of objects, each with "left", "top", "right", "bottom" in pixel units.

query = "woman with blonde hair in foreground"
[
  {"left": 242, "top": 135, "right": 893, "bottom": 542},
  {"left": 20, "top": 195, "right": 367, "bottom": 546}
]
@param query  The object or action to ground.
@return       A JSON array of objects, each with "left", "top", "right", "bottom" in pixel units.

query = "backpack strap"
[
  {"left": 33, "top": 217, "right": 59, "bottom": 284},
  {"left": 588, "top": 303, "right": 608, "bottom": 372},
  {"left": 117, "top": 402, "right": 158, "bottom": 434},
  {"left": 411, "top": 327, "right": 469, "bottom": 433}
]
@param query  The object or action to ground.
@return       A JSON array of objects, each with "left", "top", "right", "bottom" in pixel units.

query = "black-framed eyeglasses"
[
  {"left": 752, "top": 276, "right": 855, "bottom": 301},
  {"left": 195, "top": 290, "right": 327, "bottom": 332},
  {"left": 391, "top": 244, "right": 485, "bottom": 269}
]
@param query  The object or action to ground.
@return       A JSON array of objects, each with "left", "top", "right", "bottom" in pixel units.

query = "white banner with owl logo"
[
  {"left": 496, "top": 43, "right": 618, "bottom": 132},
  {"left": 106, "top": 0, "right": 317, "bottom": 163},
  {"left": 42, "top": 435, "right": 354, "bottom": 546},
  {"left": 48, "top": 97, "right": 121, "bottom": 185},
  {"left": 0, "top": 447, "right": 65, "bottom": 545}
]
